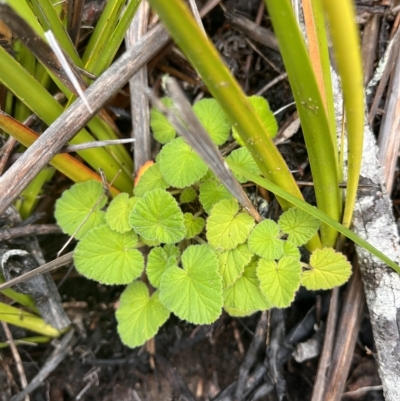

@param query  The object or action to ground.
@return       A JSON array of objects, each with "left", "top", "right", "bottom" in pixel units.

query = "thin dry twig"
[{"left": 1, "top": 322, "right": 29, "bottom": 401}]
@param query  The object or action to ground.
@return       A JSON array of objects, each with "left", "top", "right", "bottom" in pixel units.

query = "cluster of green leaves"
[{"left": 55, "top": 96, "right": 351, "bottom": 348}]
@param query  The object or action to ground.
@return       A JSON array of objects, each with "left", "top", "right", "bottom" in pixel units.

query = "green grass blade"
[
  {"left": 0, "top": 46, "right": 132, "bottom": 192},
  {"left": 264, "top": 0, "right": 340, "bottom": 247},
  {"left": 0, "top": 111, "right": 121, "bottom": 196},
  {"left": 0, "top": 302, "right": 61, "bottom": 337},
  {"left": 146, "top": 0, "right": 315, "bottom": 223},
  {"left": 227, "top": 161, "right": 400, "bottom": 275},
  {"left": 322, "top": 0, "right": 364, "bottom": 230},
  {"left": 82, "top": 0, "right": 127, "bottom": 71}
]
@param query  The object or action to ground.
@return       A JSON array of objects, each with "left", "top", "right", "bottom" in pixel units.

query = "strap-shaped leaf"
[
  {"left": 129, "top": 189, "right": 185, "bottom": 244},
  {"left": 257, "top": 256, "right": 302, "bottom": 308},
  {"left": 207, "top": 199, "right": 254, "bottom": 250},
  {"left": 248, "top": 219, "right": 284, "bottom": 259},
  {"left": 55, "top": 180, "right": 106, "bottom": 240},
  {"left": 158, "top": 137, "right": 208, "bottom": 188},
  {"left": 74, "top": 225, "right": 144, "bottom": 285},
  {"left": 106, "top": 193, "right": 137, "bottom": 233},
  {"left": 159, "top": 245, "right": 223, "bottom": 324},
  {"left": 301, "top": 248, "right": 352, "bottom": 290},
  {"left": 116, "top": 281, "right": 170, "bottom": 348}
]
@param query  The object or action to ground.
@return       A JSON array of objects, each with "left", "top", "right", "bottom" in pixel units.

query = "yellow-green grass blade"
[
  {"left": 265, "top": 0, "right": 340, "bottom": 247},
  {"left": 82, "top": 0, "right": 128, "bottom": 70},
  {"left": 323, "top": 0, "right": 364, "bottom": 230},
  {"left": 147, "top": 0, "right": 321, "bottom": 250},
  {"left": 227, "top": 161, "right": 400, "bottom": 275},
  {"left": 0, "top": 45, "right": 132, "bottom": 192},
  {"left": 0, "top": 336, "right": 52, "bottom": 348},
  {"left": 0, "top": 302, "right": 61, "bottom": 337},
  {"left": 0, "top": 275, "right": 38, "bottom": 312},
  {"left": 0, "top": 112, "right": 121, "bottom": 197}
]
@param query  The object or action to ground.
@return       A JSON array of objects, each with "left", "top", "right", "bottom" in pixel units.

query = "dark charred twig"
[
  {"left": 235, "top": 311, "right": 268, "bottom": 400},
  {"left": 224, "top": 11, "right": 279, "bottom": 52},
  {"left": 156, "top": 354, "right": 197, "bottom": 401},
  {"left": 0, "top": 224, "right": 62, "bottom": 240},
  {"left": 10, "top": 330, "right": 75, "bottom": 401},
  {"left": 0, "top": 251, "right": 74, "bottom": 291},
  {"left": 67, "top": 0, "right": 85, "bottom": 46},
  {"left": 0, "top": 23, "right": 170, "bottom": 215},
  {"left": 0, "top": 136, "right": 16, "bottom": 175}
]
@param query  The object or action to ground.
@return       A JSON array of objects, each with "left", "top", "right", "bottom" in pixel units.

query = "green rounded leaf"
[
  {"left": 55, "top": 180, "right": 106, "bottom": 240},
  {"left": 129, "top": 189, "right": 185, "bottom": 244},
  {"left": 147, "top": 246, "right": 178, "bottom": 288},
  {"left": 180, "top": 187, "right": 197, "bottom": 203},
  {"left": 257, "top": 256, "right": 302, "bottom": 308},
  {"left": 226, "top": 147, "right": 261, "bottom": 183},
  {"left": 106, "top": 193, "right": 137, "bottom": 233},
  {"left": 74, "top": 225, "right": 144, "bottom": 285},
  {"left": 183, "top": 213, "right": 205, "bottom": 239},
  {"left": 199, "top": 179, "right": 233, "bottom": 214},
  {"left": 232, "top": 96, "right": 278, "bottom": 145},
  {"left": 159, "top": 245, "right": 223, "bottom": 324},
  {"left": 207, "top": 199, "right": 255, "bottom": 250},
  {"left": 217, "top": 243, "right": 253, "bottom": 288},
  {"left": 248, "top": 220, "right": 284, "bottom": 259},
  {"left": 116, "top": 281, "right": 170, "bottom": 348},
  {"left": 133, "top": 164, "right": 168, "bottom": 197},
  {"left": 301, "top": 248, "right": 352, "bottom": 290},
  {"left": 158, "top": 137, "right": 208, "bottom": 188},
  {"left": 150, "top": 97, "right": 176, "bottom": 144},
  {"left": 282, "top": 241, "right": 301, "bottom": 259},
  {"left": 278, "top": 207, "right": 320, "bottom": 246},
  {"left": 224, "top": 260, "right": 271, "bottom": 317},
  {"left": 192, "top": 98, "right": 231, "bottom": 145}
]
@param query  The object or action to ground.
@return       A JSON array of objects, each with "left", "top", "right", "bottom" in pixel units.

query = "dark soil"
[{"left": 0, "top": 0, "right": 394, "bottom": 400}]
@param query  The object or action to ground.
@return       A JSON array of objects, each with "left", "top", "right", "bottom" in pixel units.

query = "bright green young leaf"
[
  {"left": 301, "top": 248, "right": 352, "bottom": 290},
  {"left": 147, "top": 246, "right": 178, "bottom": 288},
  {"left": 224, "top": 260, "right": 271, "bottom": 317},
  {"left": 183, "top": 213, "right": 205, "bottom": 239},
  {"left": 159, "top": 245, "right": 223, "bottom": 324},
  {"left": 133, "top": 163, "right": 168, "bottom": 197},
  {"left": 257, "top": 256, "right": 302, "bottom": 308},
  {"left": 129, "top": 189, "right": 185, "bottom": 244},
  {"left": 199, "top": 179, "right": 233, "bottom": 214},
  {"left": 207, "top": 199, "right": 255, "bottom": 250},
  {"left": 282, "top": 241, "right": 301, "bottom": 259},
  {"left": 140, "top": 236, "right": 161, "bottom": 247},
  {"left": 192, "top": 98, "right": 231, "bottom": 145},
  {"left": 279, "top": 207, "right": 320, "bottom": 246},
  {"left": 150, "top": 97, "right": 176, "bottom": 143},
  {"left": 248, "top": 220, "right": 284, "bottom": 260},
  {"left": 180, "top": 187, "right": 197, "bottom": 203},
  {"left": 164, "top": 243, "right": 180, "bottom": 260},
  {"left": 105, "top": 193, "right": 137, "bottom": 233},
  {"left": 116, "top": 281, "right": 170, "bottom": 348},
  {"left": 217, "top": 243, "right": 253, "bottom": 288},
  {"left": 225, "top": 147, "right": 261, "bottom": 183},
  {"left": 232, "top": 96, "right": 278, "bottom": 145},
  {"left": 55, "top": 180, "right": 106, "bottom": 240},
  {"left": 158, "top": 137, "right": 208, "bottom": 188},
  {"left": 74, "top": 225, "right": 144, "bottom": 285}
]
